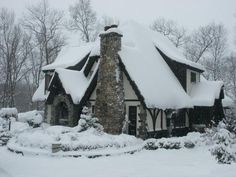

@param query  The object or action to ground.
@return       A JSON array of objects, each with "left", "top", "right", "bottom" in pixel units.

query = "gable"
[{"left": 89, "top": 71, "right": 139, "bottom": 101}]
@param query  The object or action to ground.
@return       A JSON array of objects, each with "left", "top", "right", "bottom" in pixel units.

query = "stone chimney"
[{"left": 95, "top": 25, "right": 125, "bottom": 134}]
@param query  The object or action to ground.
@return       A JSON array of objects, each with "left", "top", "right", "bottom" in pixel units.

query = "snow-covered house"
[{"left": 33, "top": 22, "right": 225, "bottom": 138}]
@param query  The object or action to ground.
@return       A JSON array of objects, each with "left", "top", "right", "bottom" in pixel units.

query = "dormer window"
[{"left": 191, "top": 72, "right": 196, "bottom": 83}]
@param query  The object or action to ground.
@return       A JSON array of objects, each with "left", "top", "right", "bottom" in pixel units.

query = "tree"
[
  {"left": 21, "top": 0, "right": 66, "bottom": 109},
  {"left": 0, "top": 8, "right": 31, "bottom": 107},
  {"left": 184, "top": 24, "right": 216, "bottom": 62},
  {"left": 206, "top": 24, "right": 227, "bottom": 80},
  {"left": 223, "top": 54, "right": 236, "bottom": 99},
  {"left": 151, "top": 17, "right": 187, "bottom": 48},
  {"left": 184, "top": 23, "right": 227, "bottom": 81},
  {"left": 77, "top": 106, "right": 103, "bottom": 132},
  {"left": 22, "top": 0, "right": 66, "bottom": 65},
  {"left": 68, "top": 0, "right": 97, "bottom": 42}
]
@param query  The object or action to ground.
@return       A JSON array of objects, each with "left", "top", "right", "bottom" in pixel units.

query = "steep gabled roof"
[
  {"left": 150, "top": 30, "right": 204, "bottom": 71},
  {"left": 42, "top": 42, "right": 99, "bottom": 71},
  {"left": 34, "top": 21, "right": 210, "bottom": 109},
  {"left": 32, "top": 78, "right": 49, "bottom": 102},
  {"left": 119, "top": 22, "right": 193, "bottom": 109},
  {"left": 190, "top": 76, "right": 224, "bottom": 107}
]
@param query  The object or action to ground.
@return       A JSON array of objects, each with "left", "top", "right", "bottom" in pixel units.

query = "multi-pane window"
[{"left": 191, "top": 72, "right": 196, "bottom": 83}]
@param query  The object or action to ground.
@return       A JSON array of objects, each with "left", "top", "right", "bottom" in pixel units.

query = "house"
[{"left": 32, "top": 21, "right": 225, "bottom": 139}]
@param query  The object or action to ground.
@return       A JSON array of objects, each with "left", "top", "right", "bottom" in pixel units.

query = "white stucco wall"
[{"left": 123, "top": 73, "right": 138, "bottom": 100}]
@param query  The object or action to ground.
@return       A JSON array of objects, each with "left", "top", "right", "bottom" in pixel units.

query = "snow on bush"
[
  {"left": 0, "top": 108, "right": 18, "bottom": 119},
  {"left": 75, "top": 107, "right": 103, "bottom": 132},
  {"left": 144, "top": 132, "right": 203, "bottom": 150},
  {"left": 223, "top": 108, "right": 236, "bottom": 134},
  {"left": 0, "top": 117, "right": 29, "bottom": 146},
  {"left": 8, "top": 125, "right": 143, "bottom": 154},
  {"left": 18, "top": 110, "right": 43, "bottom": 128},
  {"left": 0, "top": 117, "right": 11, "bottom": 146},
  {"left": 211, "top": 145, "right": 236, "bottom": 164},
  {"left": 207, "top": 122, "right": 236, "bottom": 164}
]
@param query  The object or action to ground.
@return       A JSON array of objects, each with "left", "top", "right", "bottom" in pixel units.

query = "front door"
[
  {"left": 128, "top": 106, "right": 137, "bottom": 136},
  {"left": 56, "top": 102, "right": 69, "bottom": 126}
]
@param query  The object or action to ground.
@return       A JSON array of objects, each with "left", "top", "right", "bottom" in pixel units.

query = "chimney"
[{"left": 95, "top": 25, "right": 125, "bottom": 134}]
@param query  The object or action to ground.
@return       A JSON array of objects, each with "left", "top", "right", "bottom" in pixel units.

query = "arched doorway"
[{"left": 55, "top": 102, "right": 69, "bottom": 126}]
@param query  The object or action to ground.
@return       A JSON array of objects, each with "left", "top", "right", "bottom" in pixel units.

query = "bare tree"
[
  {"left": 207, "top": 24, "right": 227, "bottom": 80},
  {"left": 184, "top": 23, "right": 227, "bottom": 81},
  {"left": 22, "top": 0, "right": 66, "bottom": 65},
  {"left": 151, "top": 17, "right": 187, "bottom": 48},
  {"left": 184, "top": 23, "right": 219, "bottom": 63},
  {"left": 222, "top": 54, "right": 236, "bottom": 99},
  {"left": 21, "top": 0, "right": 66, "bottom": 108},
  {"left": 68, "top": 0, "right": 97, "bottom": 42},
  {"left": 0, "top": 8, "right": 32, "bottom": 107}
]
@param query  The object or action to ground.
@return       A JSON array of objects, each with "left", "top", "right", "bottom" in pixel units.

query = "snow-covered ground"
[
  {"left": 1, "top": 146, "right": 236, "bottom": 177},
  {"left": 1, "top": 109, "right": 236, "bottom": 177}
]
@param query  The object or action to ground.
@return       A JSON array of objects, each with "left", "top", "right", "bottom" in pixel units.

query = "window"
[
  {"left": 191, "top": 72, "right": 196, "bottom": 83},
  {"left": 92, "top": 105, "right": 95, "bottom": 114}
]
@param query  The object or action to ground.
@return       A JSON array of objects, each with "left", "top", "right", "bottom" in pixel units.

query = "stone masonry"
[{"left": 95, "top": 26, "right": 125, "bottom": 134}]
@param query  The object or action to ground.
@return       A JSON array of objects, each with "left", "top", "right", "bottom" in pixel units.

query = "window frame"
[{"left": 190, "top": 72, "right": 197, "bottom": 83}]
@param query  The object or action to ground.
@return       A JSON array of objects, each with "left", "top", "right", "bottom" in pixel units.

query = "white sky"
[{"left": 1, "top": 0, "right": 236, "bottom": 49}]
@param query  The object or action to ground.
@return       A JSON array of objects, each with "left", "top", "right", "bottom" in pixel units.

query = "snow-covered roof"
[
  {"left": 32, "top": 78, "right": 49, "bottom": 102},
  {"left": 42, "top": 42, "right": 99, "bottom": 71},
  {"left": 42, "top": 21, "right": 203, "bottom": 72},
  {"left": 190, "top": 76, "right": 224, "bottom": 107},
  {"left": 36, "top": 21, "right": 218, "bottom": 109},
  {"left": 150, "top": 29, "right": 204, "bottom": 71},
  {"left": 119, "top": 22, "right": 193, "bottom": 109},
  {"left": 222, "top": 96, "right": 235, "bottom": 108},
  {"left": 54, "top": 61, "right": 99, "bottom": 104}
]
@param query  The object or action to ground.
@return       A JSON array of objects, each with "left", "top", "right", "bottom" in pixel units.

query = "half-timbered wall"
[{"left": 146, "top": 110, "right": 167, "bottom": 132}]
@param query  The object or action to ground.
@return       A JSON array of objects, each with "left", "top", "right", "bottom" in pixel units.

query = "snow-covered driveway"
[{"left": 1, "top": 147, "right": 236, "bottom": 177}]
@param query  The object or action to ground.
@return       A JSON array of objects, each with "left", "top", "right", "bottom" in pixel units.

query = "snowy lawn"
[{"left": 1, "top": 146, "right": 236, "bottom": 177}]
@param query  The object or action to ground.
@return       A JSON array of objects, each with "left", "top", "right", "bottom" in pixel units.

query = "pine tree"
[{"left": 78, "top": 106, "right": 103, "bottom": 132}]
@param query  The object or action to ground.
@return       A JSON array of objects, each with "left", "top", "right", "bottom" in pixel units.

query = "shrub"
[
  {"left": 143, "top": 139, "right": 158, "bottom": 150},
  {"left": 77, "top": 107, "right": 103, "bottom": 132},
  {"left": 0, "top": 108, "right": 18, "bottom": 120},
  {"left": 184, "top": 141, "right": 195, "bottom": 149},
  {"left": 211, "top": 145, "right": 236, "bottom": 164},
  {"left": 157, "top": 141, "right": 181, "bottom": 149},
  {"left": 223, "top": 109, "right": 236, "bottom": 134},
  {"left": 18, "top": 110, "right": 43, "bottom": 128}
]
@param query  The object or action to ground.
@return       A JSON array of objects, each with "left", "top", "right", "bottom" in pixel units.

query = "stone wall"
[
  {"left": 49, "top": 94, "right": 78, "bottom": 127},
  {"left": 95, "top": 28, "right": 125, "bottom": 134}
]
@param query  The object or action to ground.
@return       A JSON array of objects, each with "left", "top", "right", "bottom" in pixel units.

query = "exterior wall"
[
  {"left": 186, "top": 69, "right": 200, "bottom": 94},
  {"left": 48, "top": 94, "right": 78, "bottom": 127},
  {"left": 89, "top": 72, "right": 147, "bottom": 137},
  {"left": 45, "top": 104, "right": 52, "bottom": 124},
  {"left": 146, "top": 110, "right": 167, "bottom": 132},
  {"left": 123, "top": 73, "right": 138, "bottom": 100}
]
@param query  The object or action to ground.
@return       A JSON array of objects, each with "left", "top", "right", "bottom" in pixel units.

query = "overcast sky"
[{"left": 1, "top": 0, "right": 236, "bottom": 48}]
